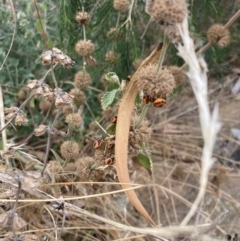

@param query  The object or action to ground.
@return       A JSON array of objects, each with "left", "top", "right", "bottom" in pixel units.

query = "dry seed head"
[
  {"left": 65, "top": 113, "right": 82, "bottom": 128},
  {"left": 69, "top": 88, "right": 86, "bottom": 104},
  {"left": 60, "top": 141, "right": 80, "bottom": 160},
  {"left": 15, "top": 111, "right": 28, "bottom": 126},
  {"left": 207, "top": 24, "right": 230, "bottom": 48},
  {"left": 74, "top": 71, "right": 92, "bottom": 89},
  {"left": 146, "top": 0, "right": 188, "bottom": 25},
  {"left": 39, "top": 99, "right": 52, "bottom": 112},
  {"left": 168, "top": 65, "right": 186, "bottom": 84},
  {"left": 165, "top": 24, "right": 182, "bottom": 43},
  {"left": 62, "top": 104, "right": 77, "bottom": 115},
  {"left": 54, "top": 88, "right": 74, "bottom": 108},
  {"left": 34, "top": 125, "right": 47, "bottom": 136},
  {"left": 136, "top": 64, "right": 176, "bottom": 99},
  {"left": 114, "top": 0, "right": 129, "bottom": 11},
  {"left": 18, "top": 87, "right": 28, "bottom": 101},
  {"left": 75, "top": 40, "right": 94, "bottom": 56},
  {"left": 75, "top": 11, "right": 90, "bottom": 25}
]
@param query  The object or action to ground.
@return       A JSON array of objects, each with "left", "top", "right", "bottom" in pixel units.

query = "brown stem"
[{"left": 180, "top": 9, "right": 240, "bottom": 71}]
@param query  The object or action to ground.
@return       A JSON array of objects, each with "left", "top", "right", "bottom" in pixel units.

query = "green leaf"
[
  {"left": 101, "top": 89, "right": 119, "bottom": 110},
  {"left": 137, "top": 153, "right": 153, "bottom": 175},
  {"left": 107, "top": 124, "right": 116, "bottom": 135},
  {"left": 105, "top": 72, "right": 120, "bottom": 86}
]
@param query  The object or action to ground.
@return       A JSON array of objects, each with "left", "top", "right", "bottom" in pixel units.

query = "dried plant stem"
[
  {"left": 177, "top": 18, "right": 221, "bottom": 226},
  {"left": 0, "top": 0, "right": 16, "bottom": 71},
  {"left": 180, "top": 9, "right": 240, "bottom": 71},
  {"left": 41, "top": 108, "right": 62, "bottom": 176},
  {"left": 0, "top": 86, "right": 9, "bottom": 166}
]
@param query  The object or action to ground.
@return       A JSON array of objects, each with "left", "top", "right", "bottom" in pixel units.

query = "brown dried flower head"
[
  {"left": 15, "top": 111, "right": 28, "bottom": 126},
  {"left": 69, "top": 88, "right": 86, "bottom": 104},
  {"left": 113, "top": 0, "right": 129, "bottom": 12},
  {"left": 136, "top": 64, "right": 176, "bottom": 99},
  {"left": 39, "top": 99, "right": 53, "bottom": 112},
  {"left": 129, "top": 115, "right": 151, "bottom": 156},
  {"left": 75, "top": 40, "right": 94, "bottom": 56},
  {"left": 5, "top": 106, "right": 18, "bottom": 114},
  {"left": 34, "top": 125, "right": 47, "bottom": 136},
  {"left": 41, "top": 48, "right": 75, "bottom": 68},
  {"left": 146, "top": 0, "right": 188, "bottom": 25},
  {"left": 60, "top": 141, "right": 80, "bottom": 160},
  {"left": 65, "top": 113, "right": 82, "bottom": 128},
  {"left": 74, "top": 71, "right": 92, "bottom": 89},
  {"left": 62, "top": 104, "right": 77, "bottom": 115},
  {"left": 18, "top": 87, "right": 28, "bottom": 101},
  {"left": 75, "top": 11, "right": 90, "bottom": 25},
  {"left": 207, "top": 24, "right": 230, "bottom": 48},
  {"left": 54, "top": 88, "right": 74, "bottom": 108},
  {"left": 168, "top": 66, "right": 186, "bottom": 84},
  {"left": 165, "top": 24, "right": 182, "bottom": 43}
]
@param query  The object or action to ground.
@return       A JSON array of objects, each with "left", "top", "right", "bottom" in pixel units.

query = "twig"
[{"left": 0, "top": 0, "right": 16, "bottom": 71}]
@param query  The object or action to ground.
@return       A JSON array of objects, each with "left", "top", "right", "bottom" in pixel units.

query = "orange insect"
[{"left": 153, "top": 98, "right": 166, "bottom": 108}]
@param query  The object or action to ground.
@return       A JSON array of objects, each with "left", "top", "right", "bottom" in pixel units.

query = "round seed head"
[
  {"left": 113, "top": 0, "right": 129, "bottom": 11},
  {"left": 165, "top": 24, "right": 182, "bottom": 43},
  {"left": 65, "top": 113, "right": 82, "bottom": 128},
  {"left": 207, "top": 24, "right": 230, "bottom": 48},
  {"left": 60, "top": 141, "right": 80, "bottom": 160},
  {"left": 146, "top": 0, "right": 188, "bottom": 25},
  {"left": 39, "top": 99, "right": 53, "bottom": 113},
  {"left": 75, "top": 40, "right": 94, "bottom": 56},
  {"left": 168, "top": 66, "right": 186, "bottom": 84},
  {"left": 75, "top": 11, "right": 90, "bottom": 25},
  {"left": 136, "top": 64, "right": 176, "bottom": 99},
  {"left": 74, "top": 71, "right": 92, "bottom": 89},
  {"left": 69, "top": 88, "right": 86, "bottom": 104}
]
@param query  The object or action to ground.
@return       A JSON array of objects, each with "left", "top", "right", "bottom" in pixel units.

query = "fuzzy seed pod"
[
  {"left": 62, "top": 105, "right": 77, "bottom": 115},
  {"left": 18, "top": 87, "right": 28, "bottom": 101},
  {"left": 165, "top": 24, "right": 182, "bottom": 43},
  {"left": 60, "top": 141, "right": 80, "bottom": 160},
  {"left": 113, "top": 0, "right": 129, "bottom": 12},
  {"left": 207, "top": 24, "right": 230, "bottom": 48},
  {"left": 168, "top": 66, "right": 186, "bottom": 84},
  {"left": 76, "top": 156, "right": 104, "bottom": 182},
  {"left": 136, "top": 64, "right": 176, "bottom": 99},
  {"left": 39, "top": 99, "right": 53, "bottom": 112},
  {"left": 74, "top": 71, "right": 91, "bottom": 89},
  {"left": 75, "top": 40, "right": 94, "bottom": 56},
  {"left": 65, "top": 113, "right": 82, "bottom": 128},
  {"left": 128, "top": 116, "right": 151, "bottom": 156},
  {"left": 54, "top": 88, "right": 74, "bottom": 108},
  {"left": 146, "top": 0, "right": 188, "bottom": 25},
  {"left": 34, "top": 125, "right": 47, "bottom": 136},
  {"left": 75, "top": 11, "right": 90, "bottom": 25},
  {"left": 15, "top": 111, "right": 28, "bottom": 126},
  {"left": 69, "top": 88, "right": 86, "bottom": 104}
]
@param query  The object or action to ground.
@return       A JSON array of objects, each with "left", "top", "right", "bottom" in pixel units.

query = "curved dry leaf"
[
  {"left": 115, "top": 43, "right": 163, "bottom": 226},
  {"left": 0, "top": 212, "right": 9, "bottom": 230},
  {"left": 13, "top": 215, "right": 27, "bottom": 230}
]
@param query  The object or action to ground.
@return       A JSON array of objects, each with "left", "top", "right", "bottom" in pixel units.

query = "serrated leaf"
[
  {"left": 137, "top": 153, "right": 153, "bottom": 175},
  {"left": 101, "top": 89, "right": 119, "bottom": 110},
  {"left": 105, "top": 72, "right": 120, "bottom": 86}
]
